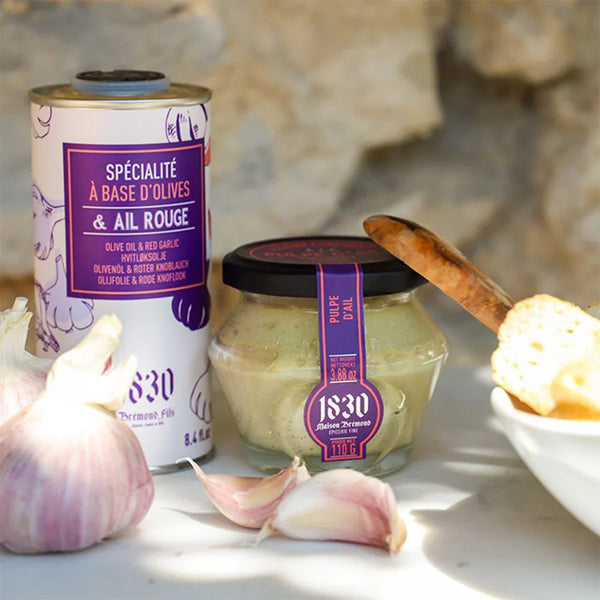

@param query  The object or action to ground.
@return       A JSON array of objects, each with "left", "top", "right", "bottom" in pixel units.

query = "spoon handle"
[{"left": 363, "top": 215, "right": 514, "bottom": 334}]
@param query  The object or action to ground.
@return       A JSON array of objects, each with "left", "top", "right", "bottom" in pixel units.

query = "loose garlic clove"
[
  {"left": 184, "top": 456, "right": 311, "bottom": 528},
  {"left": 0, "top": 315, "right": 154, "bottom": 554},
  {"left": 256, "top": 469, "right": 407, "bottom": 554},
  {"left": 0, "top": 297, "right": 52, "bottom": 425}
]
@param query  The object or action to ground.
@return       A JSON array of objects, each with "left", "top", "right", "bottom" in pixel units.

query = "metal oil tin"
[{"left": 30, "top": 70, "right": 213, "bottom": 472}]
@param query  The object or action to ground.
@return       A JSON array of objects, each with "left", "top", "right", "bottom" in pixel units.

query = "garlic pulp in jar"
[{"left": 210, "top": 237, "right": 448, "bottom": 476}]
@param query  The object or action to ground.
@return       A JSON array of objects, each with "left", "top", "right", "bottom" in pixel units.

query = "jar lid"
[{"left": 222, "top": 236, "right": 426, "bottom": 297}]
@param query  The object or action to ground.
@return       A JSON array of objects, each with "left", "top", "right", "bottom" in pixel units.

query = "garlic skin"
[
  {"left": 0, "top": 297, "right": 52, "bottom": 424},
  {"left": 0, "top": 315, "right": 154, "bottom": 554},
  {"left": 184, "top": 456, "right": 310, "bottom": 528},
  {"left": 257, "top": 469, "right": 407, "bottom": 554}
]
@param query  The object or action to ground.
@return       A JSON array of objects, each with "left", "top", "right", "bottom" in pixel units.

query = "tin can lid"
[
  {"left": 222, "top": 236, "right": 426, "bottom": 297},
  {"left": 71, "top": 70, "right": 171, "bottom": 96}
]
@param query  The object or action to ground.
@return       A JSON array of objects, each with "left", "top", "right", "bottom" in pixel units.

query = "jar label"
[
  {"left": 304, "top": 264, "right": 383, "bottom": 461},
  {"left": 63, "top": 140, "right": 207, "bottom": 300}
]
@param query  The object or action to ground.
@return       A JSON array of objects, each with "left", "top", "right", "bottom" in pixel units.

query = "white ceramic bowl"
[{"left": 491, "top": 387, "right": 600, "bottom": 536}]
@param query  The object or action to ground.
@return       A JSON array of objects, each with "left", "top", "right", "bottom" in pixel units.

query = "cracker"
[
  {"left": 491, "top": 294, "right": 600, "bottom": 415},
  {"left": 549, "top": 358, "right": 600, "bottom": 420}
]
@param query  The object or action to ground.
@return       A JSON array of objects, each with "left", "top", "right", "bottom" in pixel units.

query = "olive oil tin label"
[
  {"left": 304, "top": 264, "right": 383, "bottom": 461},
  {"left": 62, "top": 140, "right": 206, "bottom": 299},
  {"left": 30, "top": 71, "right": 212, "bottom": 471}
]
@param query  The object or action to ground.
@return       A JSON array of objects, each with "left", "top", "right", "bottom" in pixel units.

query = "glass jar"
[{"left": 210, "top": 237, "right": 448, "bottom": 476}]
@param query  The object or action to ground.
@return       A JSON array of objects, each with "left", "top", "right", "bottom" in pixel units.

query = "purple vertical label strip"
[
  {"left": 304, "top": 264, "right": 383, "bottom": 462},
  {"left": 63, "top": 140, "right": 206, "bottom": 300}
]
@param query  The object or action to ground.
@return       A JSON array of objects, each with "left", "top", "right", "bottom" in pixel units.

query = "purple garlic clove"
[{"left": 184, "top": 456, "right": 311, "bottom": 529}]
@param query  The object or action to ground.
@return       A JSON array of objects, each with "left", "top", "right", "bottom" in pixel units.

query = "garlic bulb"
[
  {"left": 0, "top": 297, "right": 52, "bottom": 424},
  {"left": 0, "top": 315, "right": 154, "bottom": 554},
  {"left": 184, "top": 456, "right": 310, "bottom": 528},
  {"left": 257, "top": 469, "right": 407, "bottom": 554}
]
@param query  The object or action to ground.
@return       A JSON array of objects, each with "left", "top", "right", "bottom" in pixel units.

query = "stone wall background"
[{"left": 1, "top": 0, "right": 599, "bottom": 364}]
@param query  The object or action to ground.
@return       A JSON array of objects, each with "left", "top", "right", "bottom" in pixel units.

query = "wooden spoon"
[{"left": 363, "top": 215, "right": 514, "bottom": 334}]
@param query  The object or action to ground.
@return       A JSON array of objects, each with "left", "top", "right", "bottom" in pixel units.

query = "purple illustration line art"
[
  {"left": 165, "top": 106, "right": 208, "bottom": 143},
  {"left": 165, "top": 105, "right": 210, "bottom": 330},
  {"left": 33, "top": 184, "right": 65, "bottom": 261},
  {"left": 32, "top": 105, "right": 53, "bottom": 139},
  {"left": 34, "top": 279, "right": 60, "bottom": 353},
  {"left": 35, "top": 255, "right": 95, "bottom": 353},
  {"left": 171, "top": 280, "right": 210, "bottom": 331},
  {"left": 189, "top": 365, "right": 211, "bottom": 424}
]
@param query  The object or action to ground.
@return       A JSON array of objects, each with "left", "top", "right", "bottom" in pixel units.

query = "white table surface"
[{"left": 1, "top": 367, "right": 599, "bottom": 600}]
